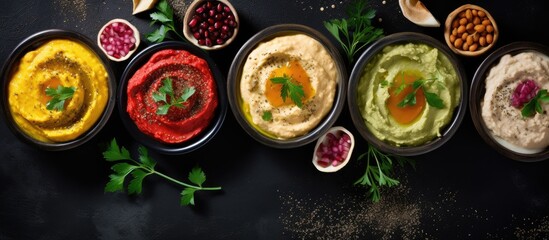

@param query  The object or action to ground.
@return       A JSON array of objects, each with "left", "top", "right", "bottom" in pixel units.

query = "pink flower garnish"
[{"left": 511, "top": 79, "right": 539, "bottom": 108}]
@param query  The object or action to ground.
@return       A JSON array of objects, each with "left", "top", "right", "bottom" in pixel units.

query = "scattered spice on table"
[
  {"left": 54, "top": 0, "right": 87, "bottom": 22},
  {"left": 280, "top": 182, "right": 549, "bottom": 239},
  {"left": 279, "top": 176, "right": 428, "bottom": 240}
]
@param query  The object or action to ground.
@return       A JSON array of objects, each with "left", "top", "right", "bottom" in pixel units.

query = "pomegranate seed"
[
  {"left": 188, "top": 0, "right": 237, "bottom": 47},
  {"left": 188, "top": 18, "right": 198, "bottom": 28},
  {"left": 221, "top": 25, "right": 229, "bottom": 33},
  {"left": 199, "top": 22, "right": 208, "bottom": 29},
  {"left": 511, "top": 79, "right": 540, "bottom": 108}
]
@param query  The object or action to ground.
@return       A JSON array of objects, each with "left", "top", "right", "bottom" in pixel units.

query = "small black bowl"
[
  {"left": 1, "top": 29, "right": 116, "bottom": 151},
  {"left": 118, "top": 41, "right": 227, "bottom": 155},
  {"left": 348, "top": 32, "right": 468, "bottom": 156},
  {"left": 227, "top": 24, "right": 347, "bottom": 148},
  {"left": 470, "top": 42, "right": 549, "bottom": 162}
]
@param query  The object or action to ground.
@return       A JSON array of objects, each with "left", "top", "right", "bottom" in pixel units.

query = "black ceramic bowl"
[
  {"left": 470, "top": 42, "right": 549, "bottom": 162},
  {"left": 0, "top": 29, "right": 116, "bottom": 151},
  {"left": 348, "top": 32, "right": 468, "bottom": 156},
  {"left": 227, "top": 24, "right": 347, "bottom": 148},
  {"left": 118, "top": 41, "right": 227, "bottom": 155}
]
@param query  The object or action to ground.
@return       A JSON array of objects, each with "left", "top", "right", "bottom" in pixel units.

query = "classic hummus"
[
  {"left": 126, "top": 49, "right": 218, "bottom": 144},
  {"left": 481, "top": 51, "right": 549, "bottom": 153},
  {"left": 240, "top": 34, "right": 337, "bottom": 139},
  {"left": 357, "top": 43, "right": 460, "bottom": 146},
  {"left": 8, "top": 39, "right": 109, "bottom": 143}
]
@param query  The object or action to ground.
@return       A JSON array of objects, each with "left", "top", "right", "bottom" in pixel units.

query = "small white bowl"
[
  {"left": 97, "top": 18, "right": 141, "bottom": 62},
  {"left": 312, "top": 126, "right": 355, "bottom": 173}
]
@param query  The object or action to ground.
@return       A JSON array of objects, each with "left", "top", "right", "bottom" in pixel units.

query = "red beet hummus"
[{"left": 126, "top": 49, "right": 218, "bottom": 144}]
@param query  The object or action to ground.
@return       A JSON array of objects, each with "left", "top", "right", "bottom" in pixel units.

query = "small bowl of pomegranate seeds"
[
  {"left": 97, "top": 18, "right": 140, "bottom": 62},
  {"left": 470, "top": 41, "right": 549, "bottom": 162},
  {"left": 312, "top": 126, "right": 355, "bottom": 173},
  {"left": 183, "top": 0, "right": 239, "bottom": 50}
]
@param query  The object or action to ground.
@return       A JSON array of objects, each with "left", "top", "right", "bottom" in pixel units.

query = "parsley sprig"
[
  {"left": 262, "top": 111, "right": 272, "bottom": 121},
  {"left": 354, "top": 145, "right": 415, "bottom": 202},
  {"left": 521, "top": 89, "right": 549, "bottom": 118},
  {"left": 392, "top": 76, "right": 445, "bottom": 109},
  {"left": 270, "top": 74, "right": 305, "bottom": 108},
  {"left": 152, "top": 78, "right": 196, "bottom": 115},
  {"left": 146, "top": 0, "right": 185, "bottom": 43},
  {"left": 323, "top": 0, "right": 384, "bottom": 64},
  {"left": 45, "top": 85, "right": 76, "bottom": 111},
  {"left": 103, "top": 138, "right": 222, "bottom": 206}
]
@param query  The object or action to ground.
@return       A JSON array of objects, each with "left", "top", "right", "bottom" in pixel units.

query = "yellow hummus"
[
  {"left": 357, "top": 43, "right": 460, "bottom": 146},
  {"left": 481, "top": 51, "right": 549, "bottom": 153},
  {"left": 240, "top": 34, "right": 338, "bottom": 139},
  {"left": 8, "top": 39, "right": 109, "bottom": 143}
]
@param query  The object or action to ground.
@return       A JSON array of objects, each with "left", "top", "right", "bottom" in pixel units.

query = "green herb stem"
[
  {"left": 103, "top": 138, "right": 222, "bottom": 206},
  {"left": 355, "top": 144, "right": 414, "bottom": 202},
  {"left": 154, "top": 171, "right": 222, "bottom": 191}
]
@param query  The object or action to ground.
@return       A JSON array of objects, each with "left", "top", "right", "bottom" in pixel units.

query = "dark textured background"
[{"left": 1, "top": 0, "right": 549, "bottom": 239}]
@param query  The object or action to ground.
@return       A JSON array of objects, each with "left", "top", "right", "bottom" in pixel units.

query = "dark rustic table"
[{"left": 1, "top": 0, "right": 549, "bottom": 239}]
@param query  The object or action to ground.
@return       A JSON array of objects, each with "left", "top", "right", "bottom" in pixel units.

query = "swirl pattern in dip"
[
  {"left": 239, "top": 34, "right": 338, "bottom": 139},
  {"left": 481, "top": 51, "right": 549, "bottom": 153},
  {"left": 8, "top": 39, "right": 109, "bottom": 143},
  {"left": 357, "top": 43, "right": 461, "bottom": 146},
  {"left": 126, "top": 49, "right": 218, "bottom": 144}
]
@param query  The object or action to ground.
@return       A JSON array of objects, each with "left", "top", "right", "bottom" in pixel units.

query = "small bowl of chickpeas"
[{"left": 444, "top": 4, "right": 498, "bottom": 57}]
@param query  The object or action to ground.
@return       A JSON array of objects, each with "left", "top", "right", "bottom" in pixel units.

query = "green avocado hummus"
[{"left": 357, "top": 43, "right": 460, "bottom": 146}]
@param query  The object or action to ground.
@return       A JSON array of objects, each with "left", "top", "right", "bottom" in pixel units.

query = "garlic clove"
[
  {"left": 132, "top": 0, "right": 158, "bottom": 15},
  {"left": 398, "top": 0, "right": 440, "bottom": 27}
]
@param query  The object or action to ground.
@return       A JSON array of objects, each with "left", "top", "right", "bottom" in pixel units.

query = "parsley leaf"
[
  {"left": 128, "top": 169, "right": 148, "bottom": 194},
  {"left": 45, "top": 85, "right": 76, "bottom": 111},
  {"left": 270, "top": 74, "right": 305, "bottom": 108},
  {"left": 103, "top": 138, "right": 222, "bottom": 206},
  {"left": 146, "top": 0, "right": 186, "bottom": 43},
  {"left": 397, "top": 92, "right": 416, "bottom": 107},
  {"left": 395, "top": 77, "right": 445, "bottom": 109},
  {"left": 152, "top": 78, "right": 196, "bottom": 115},
  {"left": 188, "top": 166, "right": 206, "bottom": 187},
  {"left": 181, "top": 188, "right": 197, "bottom": 206},
  {"left": 354, "top": 144, "right": 415, "bottom": 202},
  {"left": 323, "top": 0, "right": 384, "bottom": 64},
  {"left": 262, "top": 111, "right": 272, "bottom": 121},
  {"left": 522, "top": 89, "right": 549, "bottom": 118},
  {"left": 424, "top": 91, "right": 444, "bottom": 109}
]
